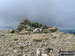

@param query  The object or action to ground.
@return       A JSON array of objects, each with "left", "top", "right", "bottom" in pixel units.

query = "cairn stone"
[
  {"left": 33, "top": 28, "right": 43, "bottom": 33},
  {"left": 16, "top": 18, "right": 31, "bottom": 31},
  {"left": 15, "top": 18, "right": 58, "bottom": 34},
  {"left": 48, "top": 27, "right": 57, "bottom": 32}
]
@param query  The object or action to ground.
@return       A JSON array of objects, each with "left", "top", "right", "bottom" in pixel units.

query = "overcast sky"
[{"left": 0, "top": 0, "right": 75, "bottom": 29}]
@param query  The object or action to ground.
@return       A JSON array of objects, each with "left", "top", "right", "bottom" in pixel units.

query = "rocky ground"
[
  {"left": 0, "top": 18, "right": 75, "bottom": 56},
  {"left": 0, "top": 31, "right": 75, "bottom": 56}
]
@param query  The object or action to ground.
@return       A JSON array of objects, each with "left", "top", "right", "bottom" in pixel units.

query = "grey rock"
[{"left": 33, "top": 28, "right": 43, "bottom": 33}]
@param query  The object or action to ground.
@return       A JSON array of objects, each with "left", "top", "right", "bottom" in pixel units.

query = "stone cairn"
[{"left": 15, "top": 18, "right": 58, "bottom": 34}]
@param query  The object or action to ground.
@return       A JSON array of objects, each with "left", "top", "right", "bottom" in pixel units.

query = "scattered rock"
[
  {"left": 41, "top": 53, "right": 48, "bottom": 56},
  {"left": 19, "top": 31, "right": 31, "bottom": 34},
  {"left": 45, "top": 48, "right": 53, "bottom": 53},
  {"left": 36, "top": 48, "right": 41, "bottom": 56},
  {"left": 48, "top": 27, "right": 57, "bottom": 32},
  {"left": 0, "top": 34, "right": 5, "bottom": 37},
  {"left": 14, "top": 49, "right": 18, "bottom": 53},
  {"left": 33, "top": 28, "right": 43, "bottom": 33},
  {"left": 17, "top": 53, "right": 23, "bottom": 56}
]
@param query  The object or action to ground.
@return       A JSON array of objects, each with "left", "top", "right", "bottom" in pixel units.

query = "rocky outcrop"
[{"left": 15, "top": 18, "right": 58, "bottom": 34}]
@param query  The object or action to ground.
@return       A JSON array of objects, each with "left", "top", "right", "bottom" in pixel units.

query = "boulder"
[
  {"left": 48, "top": 27, "right": 57, "bottom": 32},
  {"left": 33, "top": 28, "right": 43, "bottom": 33}
]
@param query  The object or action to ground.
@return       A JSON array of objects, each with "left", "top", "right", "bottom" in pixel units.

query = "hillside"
[{"left": 0, "top": 18, "right": 75, "bottom": 56}]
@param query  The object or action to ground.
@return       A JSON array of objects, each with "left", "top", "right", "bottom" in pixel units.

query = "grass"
[
  {"left": 72, "top": 44, "right": 75, "bottom": 47},
  {"left": 33, "top": 37, "right": 48, "bottom": 42},
  {"left": 33, "top": 38, "right": 42, "bottom": 42},
  {"left": 44, "top": 38, "right": 48, "bottom": 40},
  {"left": 13, "top": 38, "right": 18, "bottom": 41},
  {"left": 19, "top": 46, "right": 24, "bottom": 50}
]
